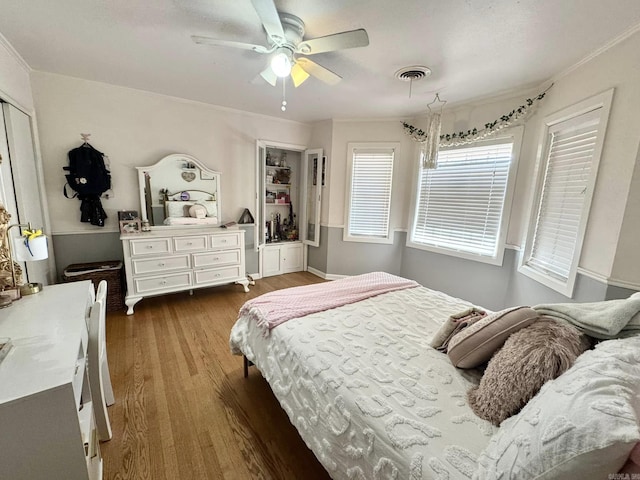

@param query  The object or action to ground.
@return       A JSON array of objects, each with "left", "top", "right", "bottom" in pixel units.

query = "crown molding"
[{"left": 0, "top": 32, "right": 31, "bottom": 72}]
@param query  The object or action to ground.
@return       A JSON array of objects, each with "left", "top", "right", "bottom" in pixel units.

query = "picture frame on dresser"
[{"left": 119, "top": 219, "right": 141, "bottom": 234}]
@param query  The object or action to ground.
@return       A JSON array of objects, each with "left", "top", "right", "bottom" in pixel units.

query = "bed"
[
  {"left": 230, "top": 273, "right": 640, "bottom": 479},
  {"left": 229, "top": 274, "right": 497, "bottom": 479}
]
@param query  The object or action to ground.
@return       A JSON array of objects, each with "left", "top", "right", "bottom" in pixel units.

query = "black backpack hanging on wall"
[{"left": 64, "top": 141, "right": 111, "bottom": 227}]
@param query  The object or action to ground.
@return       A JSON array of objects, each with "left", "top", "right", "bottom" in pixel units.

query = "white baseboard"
[{"left": 306, "top": 267, "right": 348, "bottom": 281}]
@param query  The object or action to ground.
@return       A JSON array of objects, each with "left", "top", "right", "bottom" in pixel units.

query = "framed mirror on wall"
[{"left": 136, "top": 153, "right": 221, "bottom": 228}]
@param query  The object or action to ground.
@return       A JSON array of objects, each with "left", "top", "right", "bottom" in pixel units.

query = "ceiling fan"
[{"left": 192, "top": 0, "right": 369, "bottom": 88}]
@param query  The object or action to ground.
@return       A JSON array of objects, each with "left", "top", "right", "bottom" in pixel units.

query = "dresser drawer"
[
  {"left": 132, "top": 254, "right": 190, "bottom": 275},
  {"left": 130, "top": 238, "right": 171, "bottom": 256},
  {"left": 174, "top": 235, "right": 207, "bottom": 252},
  {"left": 211, "top": 233, "right": 240, "bottom": 249},
  {"left": 194, "top": 266, "right": 242, "bottom": 285},
  {"left": 134, "top": 272, "right": 192, "bottom": 294},
  {"left": 192, "top": 250, "right": 240, "bottom": 268}
]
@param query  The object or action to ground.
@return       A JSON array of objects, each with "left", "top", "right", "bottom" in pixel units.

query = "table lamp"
[{"left": 0, "top": 205, "right": 49, "bottom": 308}]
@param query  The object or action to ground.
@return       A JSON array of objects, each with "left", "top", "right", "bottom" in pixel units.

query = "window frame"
[
  {"left": 518, "top": 89, "right": 614, "bottom": 297},
  {"left": 343, "top": 142, "right": 398, "bottom": 244},
  {"left": 406, "top": 127, "right": 523, "bottom": 266}
]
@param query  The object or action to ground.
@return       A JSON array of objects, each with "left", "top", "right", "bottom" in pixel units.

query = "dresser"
[
  {"left": 0, "top": 281, "right": 102, "bottom": 480},
  {"left": 121, "top": 226, "right": 250, "bottom": 314}
]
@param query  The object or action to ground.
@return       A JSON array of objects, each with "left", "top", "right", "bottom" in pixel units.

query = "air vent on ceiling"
[{"left": 394, "top": 65, "right": 432, "bottom": 82}]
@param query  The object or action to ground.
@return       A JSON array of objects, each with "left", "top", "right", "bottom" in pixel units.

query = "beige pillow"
[{"left": 447, "top": 306, "right": 539, "bottom": 368}]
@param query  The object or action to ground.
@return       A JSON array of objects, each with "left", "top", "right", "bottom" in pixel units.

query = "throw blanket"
[
  {"left": 238, "top": 271, "right": 419, "bottom": 333},
  {"left": 429, "top": 307, "right": 487, "bottom": 352},
  {"left": 534, "top": 292, "right": 640, "bottom": 339}
]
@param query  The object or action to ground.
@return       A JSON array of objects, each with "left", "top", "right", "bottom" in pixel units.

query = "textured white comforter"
[{"left": 229, "top": 285, "right": 497, "bottom": 479}]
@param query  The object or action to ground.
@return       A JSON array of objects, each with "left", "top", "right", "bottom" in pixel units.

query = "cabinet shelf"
[
  {"left": 266, "top": 183, "right": 291, "bottom": 187},
  {"left": 266, "top": 202, "right": 291, "bottom": 206},
  {"left": 266, "top": 165, "right": 290, "bottom": 170}
]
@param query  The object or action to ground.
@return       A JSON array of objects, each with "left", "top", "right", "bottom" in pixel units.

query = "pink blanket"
[{"left": 239, "top": 271, "right": 419, "bottom": 333}]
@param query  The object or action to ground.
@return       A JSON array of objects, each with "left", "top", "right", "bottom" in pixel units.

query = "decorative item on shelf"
[
  {"left": 141, "top": 220, "right": 151, "bottom": 232},
  {"left": 181, "top": 162, "right": 197, "bottom": 182},
  {"left": 275, "top": 168, "right": 291, "bottom": 184},
  {"left": 266, "top": 191, "right": 276, "bottom": 203},
  {"left": 0, "top": 204, "right": 49, "bottom": 307}
]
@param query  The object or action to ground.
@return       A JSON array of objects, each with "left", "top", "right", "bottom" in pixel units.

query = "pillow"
[
  {"left": 474, "top": 335, "right": 640, "bottom": 479},
  {"left": 467, "top": 318, "right": 588, "bottom": 426},
  {"left": 447, "top": 306, "right": 539, "bottom": 368},
  {"left": 189, "top": 204, "right": 207, "bottom": 219}
]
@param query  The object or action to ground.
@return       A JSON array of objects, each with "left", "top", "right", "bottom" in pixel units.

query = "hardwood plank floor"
[{"left": 101, "top": 272, "right": 332, "bottom": 480}]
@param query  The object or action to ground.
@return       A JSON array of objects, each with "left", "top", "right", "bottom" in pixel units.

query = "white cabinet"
[
  {"left": 0, "top": 281, "right": 102, "bottom": 480},
  {"left": 121, "top": 227, "right": 250, "bottom": 314},
  {"left": 255, "top": 141, "right": 325, "bottom": 278},
  {"left": 262, "top": 242, "right": 303, "bottom": 277}
]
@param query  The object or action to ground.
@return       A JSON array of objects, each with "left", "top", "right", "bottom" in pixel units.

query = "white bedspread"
[{"left": 230, "top": 286, "right": 497, "bottom": 479}]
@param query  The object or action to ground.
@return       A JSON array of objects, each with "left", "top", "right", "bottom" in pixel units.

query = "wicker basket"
[{"left": 62, "top": 261, "right": 124, "bottom": 312}]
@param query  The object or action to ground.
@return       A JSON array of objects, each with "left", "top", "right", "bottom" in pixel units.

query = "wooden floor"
[{"left": 101, "top": 272, "right": 332, "bottom": 480}]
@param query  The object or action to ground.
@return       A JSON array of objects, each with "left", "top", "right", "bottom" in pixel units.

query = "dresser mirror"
[{"left": 136, "top": 154, "right": 221, "bottom": 227}]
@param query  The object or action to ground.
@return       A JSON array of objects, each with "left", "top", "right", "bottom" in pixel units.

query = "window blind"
[
  {"left": 412, "top": 141, "right": 513, "bottom": 257},
  {"left": 347, "top": 148, "right": 394, "bottom": 238},
  {"left": 525, "top": 119, "right": 599, "bottom": 281}
]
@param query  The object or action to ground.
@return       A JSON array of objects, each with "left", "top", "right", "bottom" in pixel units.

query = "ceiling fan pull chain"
[{"left": 281, "top": 78, "right": 287, "bottom": 112}]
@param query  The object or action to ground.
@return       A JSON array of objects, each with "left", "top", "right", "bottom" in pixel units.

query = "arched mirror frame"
[{"left": 136, "top": 153, "right": 222, "bottom": 228}]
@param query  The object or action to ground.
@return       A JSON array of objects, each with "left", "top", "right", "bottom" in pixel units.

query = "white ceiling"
[{"left": 2, "top": 0, "right": 640, "bottom": 123}]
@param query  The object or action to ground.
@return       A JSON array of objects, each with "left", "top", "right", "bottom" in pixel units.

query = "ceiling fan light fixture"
[{"left": 271, "top": 48, "right": 292, "bottom": 77}]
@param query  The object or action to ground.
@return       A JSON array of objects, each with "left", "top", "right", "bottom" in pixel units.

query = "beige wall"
[{"left": 31, "top": 72, "right": 312, "bottom": 235}]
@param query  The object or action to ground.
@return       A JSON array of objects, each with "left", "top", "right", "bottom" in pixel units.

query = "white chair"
[{"left": 88, "top": 280, "right": 114, "bottom": 441}]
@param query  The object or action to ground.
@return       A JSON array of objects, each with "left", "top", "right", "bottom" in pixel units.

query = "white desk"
[{"left": 0, "top": 281, "right": 102, "bottom": 480}]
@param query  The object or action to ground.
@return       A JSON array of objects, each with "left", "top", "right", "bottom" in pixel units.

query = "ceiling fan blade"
[
  {"left": 259, "top": 66, "right": 277, "bottom": 86},
  {"left": 192, "top": 36, "right": 269, "bottom": 53},
  {"left": 295, "top": 58, "right": 342, "bottom": 86},
  {"left": 291, "top": 63, "right": 310, "bottom": 88},
  {"left": 250, "top": 0, "right": 286, "bottom": 44},
  {"left": 296, "top": 29, "right": 369, "bottom": 55}
]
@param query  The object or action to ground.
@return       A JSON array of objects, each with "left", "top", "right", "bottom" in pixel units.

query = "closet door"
[
  {"left": 0, "top": 110, "right": 19, "bottom": 226},
  {"left": 1, "top": 103, "right": 49, "bottom": 285}
]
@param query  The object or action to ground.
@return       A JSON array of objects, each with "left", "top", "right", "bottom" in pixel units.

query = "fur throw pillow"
[{"left": 467, "top": 318, "right": 590, "bottom": 426}]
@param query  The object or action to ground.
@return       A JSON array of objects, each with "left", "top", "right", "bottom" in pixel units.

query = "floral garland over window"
[{"left": 403, "top": 86, "right": 552, "bottom": 148}]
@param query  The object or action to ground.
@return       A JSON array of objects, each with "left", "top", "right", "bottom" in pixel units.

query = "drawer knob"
[
  {"left": 159, "top": 262, "right": 165, "bottom": 267},
  {"left": 160, "top": 280, "right": 167, "bottom": 285},
  {"left": 146, "top": 245, "right": 153, "bottom": 249},
  {"left": 187, "top": 242, "right": 193, "bottom": 245},
  {"left": 214, "top": 257, "right": 219, "bottom": 261},
  {"left": 221, "top": 239, "right": 227, "bottom": 243},
  {"left": 215, "top": 273, "right": 221, "bottom": 278}
]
